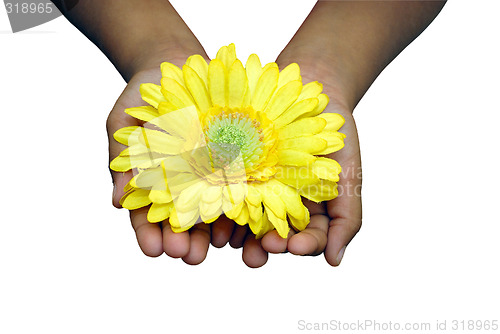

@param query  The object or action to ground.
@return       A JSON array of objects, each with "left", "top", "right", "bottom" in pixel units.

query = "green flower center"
[{"left": 205, "top": 111, "right": 263, "bottom": 170}]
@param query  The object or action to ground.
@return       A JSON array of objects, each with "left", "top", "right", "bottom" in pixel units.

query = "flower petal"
[
  {"left": 312, "top": 157, "right": 342, "bottom": 182},
  {"left": 251, "top": 66, "right": 279, "bottom": 112},
  {"left": 183, "top": 65, "right": 211, "bottom": 113},
  {"left": 169, "top": 207, "right": 199, "bottom": 232},
  {"left": 289, "top": 207, "right": 310, "bottom": 231},
  {"left": 265, "top": 80, "right": 303, "bottom": 120},
  {"left": 120, "top": 188, "right": 151, "bottom": 210},
  {"left": 264, "top": 205, "right": 289, "bottom": 238},
  {"left": 228, "top": 59, "right": 248, "bottom": 109},
  {"left": 299, "top": 180, "right": 339, "bottom": 203},
  {"left": 148, "top": 202, "right": 174, "bottom": 223},
  {"left": 278, "top": 136, "right": 327, "bottom": 153},
  {"left": 316, "top": 112, "right": 345, "bottom": 132},
  {"left": 201, "top": 185, "right": 223, "bottom": 204},
  {"left": 161, "top": 77, "right": 195, "bottom": 108},
  {"left": 245, "top": 54, "right": 263, "bottom": 100},
  {"left": 296, "top": 81, "right": 323, "bottom": 101},
  {"left": 299, "top": 93, "right": 329, "bottom": 118},
  {"left": 125, "top": 106, "right": 159, "bottom": 123},
  {"left": 234, "top": 204, "right": 249, "bottom": 226},
  {"left": 275, "top": 166, "right": 319, "bottom": 189},
  {"left": 216, "top": 43, "right": 237, "bottom": 70},
  {"left": 273, "top": 98, "right": 319, "bottom": 128},
  {"left": 161, "top": 62, "right": 184, "bottom": 85},
  {"left": 185, "top": 54, "right": 208, "bottom": 86},
  {"left": 313, "top": 131, "right": 346, "bottom": 155},
  {"left": 174, "top": 180, "right": 208, "bottom": 212},
  {"left": 208, "top": 59, "right": 227, "bottom": 107},
  {"left": 277, "top": 63, "right": 301, "bottom": 89},
  {"left": 140, "top": 83, "right": 165, "bottom": 109},
  {"left": 279, "top": 117, "right": 327, "bottom": 139},
  {"left": 278, "top": 150, "right": 317, "bottom": 166}
]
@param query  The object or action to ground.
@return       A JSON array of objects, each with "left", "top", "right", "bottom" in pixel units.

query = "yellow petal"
[
  {"left": 265, "top": 80, "right": 302, "bottom": 120},
  {"left": 222, "top": 183, "right": 247, "bottom": 206},
  {"left": 151, "top": 106, "right": 197, "bottom": 138},
  {"left": 224, "top": 200, "right": 244, "bottom": 220},
  {"left": 278, "top": 150, "right": 317, "bottom": 166},
  {"left": 273, "top": 98, "right": 319, "bottom": 128},
  {"left": 259, "top": 181, "right": 286, "bottom": 219},
  {"left": 247, "top": 202, "right": 263, "bottom": 222},
  {"left": 296, "top": 81, "right": 323, "bottom": 101},
  {"left": 289, "top": 206, "right": 310, "bottom": 231},
  {"left": 264, "top": 205, "right": 289, "bottom": 238},
  {"left": 135, "top": 167, "right": 164, "bottom": 188},
  {"left": 279, "top": 117, "right": 327, "bottom": 139},
  {"left": 125, "top": 106, "right": 159, "bottom": 123},
  {"left": 228, "top": 59, "right": 248, "bottom": 109},
  {"left": 312, "top": 157, "right": 342, "bottom": 182},
  {"left": 313, "top": 131, "right": 346, "bottom": 155},
  {"left": 175, "top": 181, "right": 207, "bottom": 212},
  {"left": 147, "top": 202, "right": 174, "bottom": 223},
  {"left": 278, "top": 136, "right": 327, "bottom": 153},
  {"left": 161, "top": 155, "right": 192, "bottom": 173},
  {"left": 169, "top": 207, "right": 199, "bottom": 232},
  {"left": 299, "top": 180, "right": 339, "bottom": 203},
  {"left": 216, "top": 43, "right": 237, "bottom": 70},
  {"left": 161, "top": 77, "right": 195, "bottom": 106},
  {"left": 199, "top": 198, "right": 222, "bottom": 219},
  {"left": 245, "top": 54, "right": 263, "bottom": 100},
  {"left": 316, "top": 112, "right": 345, "bottom": 132},
  {"left": 140, "top": 83, "right": 165, "bottom": 109},
  {"left": 275, "top": 166, "right": 320, "bottom": 189},
  {"left": 277, "top": 182, "right": 307, "bottom": 220},
  {"left": 249, "top": 211, "right": 273, "bottom": 239},
  {"left": 110, "top": 153, "right": 162, "bottom": 172},
  {"left": 234, "top": 204, "right": 249, "bottom": 226},
  {"left": 251, "top": 67, "right": 279, "bottom": 111},
  {"left": 208, "top": 59, "right": 227, "bottom": 107},
  {"left": 183, "top": 65, "right": 211, "bottom": 113},
  {"left": 185, "top": 55, "right": 208, "bottom": 86},
  {"left": 137, "top": 127, "right": 184, "bottom": 155},
  {"left": 120, "top": 188, "right": 151, "bottom": 210},
  {"left": 299, "top": 93, "right": 329, "bottom": 118},
  {"left": 245, "top": 184, "right": 262, "bottom": 206},
  {"left": 201, "top": 185, "right": 223, "bottom": 203},
  {"left": 277, "top": 63, "right": 301, "bottom": 89},
  {"left": 161, "top": 62, "right": 184, "bottom": 85},
  {"left": 113, "top": 126, "right": 139, "bottom": 145}
]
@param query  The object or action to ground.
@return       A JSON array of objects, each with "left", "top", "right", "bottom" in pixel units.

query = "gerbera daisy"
[{"left": 110, "top": 44, "right": 345, "bottom": 238}]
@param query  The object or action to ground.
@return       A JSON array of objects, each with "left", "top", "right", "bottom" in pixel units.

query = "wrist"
[{"left": 276, "top": 50, "right": 355, "bottom": 113}]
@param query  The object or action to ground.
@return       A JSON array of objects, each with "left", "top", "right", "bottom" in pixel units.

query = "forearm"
[
  {"left": 53, "top": 0, "right": 205, "bottom": 81},
  {"left": 277, "top": 0, "right": 446, "bottom": 111}
]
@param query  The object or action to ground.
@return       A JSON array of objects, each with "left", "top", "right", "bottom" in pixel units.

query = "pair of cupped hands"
[{"left": 107, "top": 48, "right": 362, "bottom": 268}]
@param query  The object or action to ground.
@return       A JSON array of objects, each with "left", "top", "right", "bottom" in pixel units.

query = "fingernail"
[
  {"left": 336, "top": 246, "right": 346, "bottom": 265},
  {"left": 112, "top": 183, "right": 117, "bottom": 199}
]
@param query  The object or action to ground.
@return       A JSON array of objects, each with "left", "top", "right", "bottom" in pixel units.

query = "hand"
[
  {"left": 108, "top": 57, "right": 219, "bottom": 265},
  {"left": 233, "top": 68, "right": 363, "bottom": 268}
]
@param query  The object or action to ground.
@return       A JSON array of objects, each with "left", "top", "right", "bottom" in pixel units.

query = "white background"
[{"left": 1, "top": 1, "right": 499, "bottom": 333}]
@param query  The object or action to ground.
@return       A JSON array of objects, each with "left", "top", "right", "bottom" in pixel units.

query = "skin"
[{"left": 56, "top": 0, "right": 446, "bottom": 267}]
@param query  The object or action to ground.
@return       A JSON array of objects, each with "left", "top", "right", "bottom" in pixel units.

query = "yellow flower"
[{"left": 110, "top": 44, "right": 345, "bottom": 238}]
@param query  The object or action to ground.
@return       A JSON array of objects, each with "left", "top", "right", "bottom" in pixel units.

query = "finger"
[
  {"left": 324, "top": 181, "right": 362, "bottom": 266},
  {"left": 211, "top": 216, "right": 235, "bottom": 248},
  {"left": 229, "top": 224, "right": 248, "bottom": 249},
  {"left": 182, "top": 222, "right": 211, "bottom": 265},
  {"left": 161, "top": 220, "right": 191, "bottom": 258},
  {"left": 130, "top": 207, "right": 163, "bottom": 257},
  {"left": 242, "top": 234, "right": 268, "bottom": 268},
  {"left": 287, "top": 214, "right": 329, "bottom": 256},
  {"left": 324, "top": 112, "right": 362, "bottom": 266},
  {"left": 261, "top": 229, "right": 295, "bottom": 254}
]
